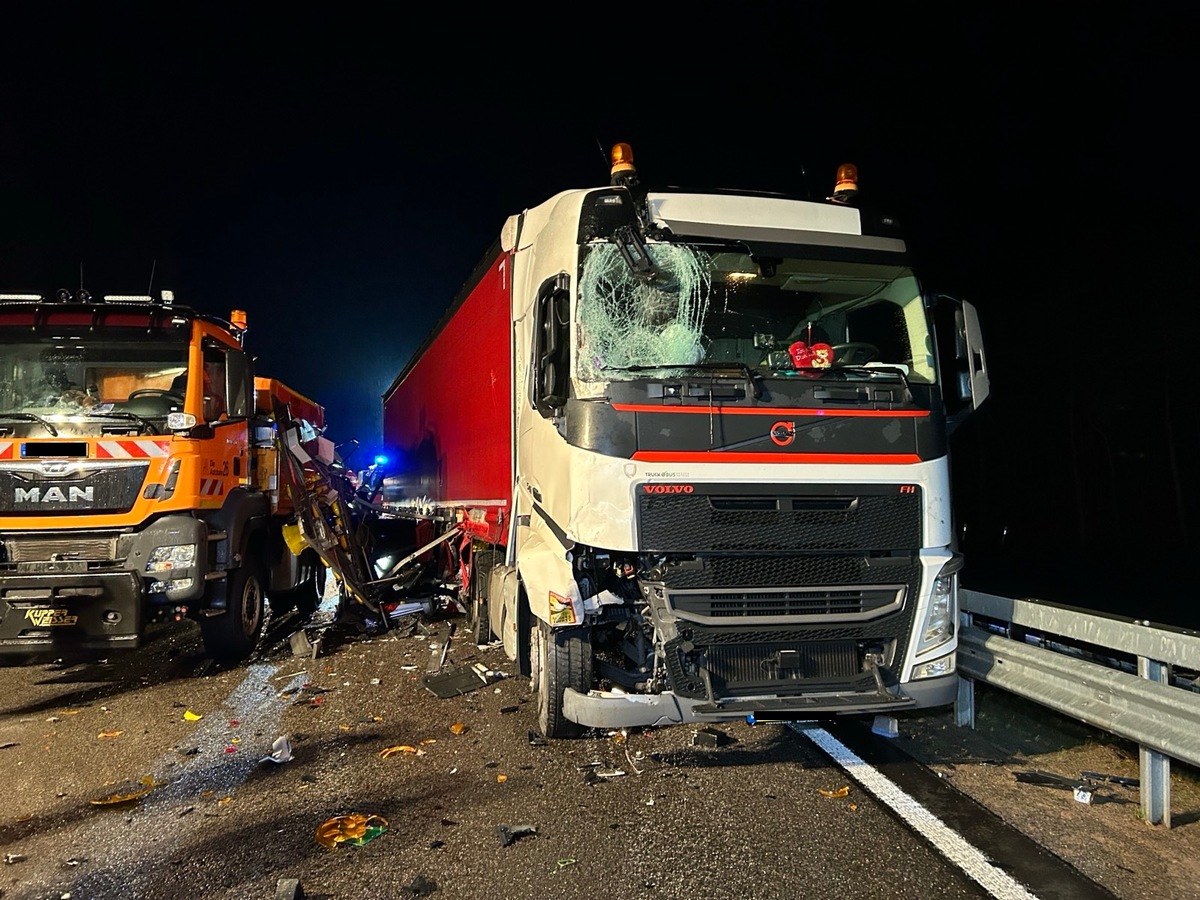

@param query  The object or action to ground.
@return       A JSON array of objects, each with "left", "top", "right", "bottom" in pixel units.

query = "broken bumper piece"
[{"left": 562, "top": 674, "right": 956, "bottom": 729}]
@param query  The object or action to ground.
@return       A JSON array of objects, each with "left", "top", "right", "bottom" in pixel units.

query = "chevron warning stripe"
[
  {"left": 200, "top": 478, "right": 226, "bottom": 497},
  {"left": 95, "top": 439, "right": 171, "bottom": 458},
  {"left": 0, "top": 441, "right": 13, "bottom": 459}
]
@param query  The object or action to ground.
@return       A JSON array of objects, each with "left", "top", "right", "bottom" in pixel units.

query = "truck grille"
[
  {"left": 670, "top": 585, "right": 904, "bottom": 623},
  {"left": 0, "top": 461, "right": 150, "bottom": 514},
  {"left": 638, "top": 483, "right": 921, "bottom": 551},
  {"left": 2, "top": 536, "right": 120, "bottom": 563},
  {"left": 636, "top": 482, "right": 925, "bottom": 702}
]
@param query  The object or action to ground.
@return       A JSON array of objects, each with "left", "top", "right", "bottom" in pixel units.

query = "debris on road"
[
  {"left": 818, "top": 785, "right": 850, "bottom": 799},
  {"left": 1081, "top": 771, "right": 1140, "bottom": 788},
  {"left": 380, "top": 744, "right": 426, "bottom": 759},
  {"left": 691, "top": 727, "right": 731, "bottom": 748},
  {"left": 315, "top": 813, "right": 389, "bottom": 849},
  {"left": 89, "top": 775, "right": 161, "bottom": 806},
  {"left": 261, "top": 736, "right": 293, "bottom": 765},
  {"left": 495, "top": 823, "right": 537, "bottom": 847},
  {"left": 422, "top": 662, "right": 501, "bottom": 698},
  {"left": 275, "top": 876, "right": 305, "bottom": 899}
]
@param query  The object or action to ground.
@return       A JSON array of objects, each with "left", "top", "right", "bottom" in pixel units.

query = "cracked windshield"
[
  {"left": 577, "top": 243, "right": 936, "bottom": 384},
  {"left": 0, "top": 336, "right": 189, "bottom": 435}
]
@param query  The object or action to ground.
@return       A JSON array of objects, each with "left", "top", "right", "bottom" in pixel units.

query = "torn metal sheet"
[{"left": 422, "top": 662, "right": 498, "bottom": 699}]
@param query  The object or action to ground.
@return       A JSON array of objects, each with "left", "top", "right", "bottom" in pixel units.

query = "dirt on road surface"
[{"left": 1, "top": 601, "right": 1197, "bottom": 900}]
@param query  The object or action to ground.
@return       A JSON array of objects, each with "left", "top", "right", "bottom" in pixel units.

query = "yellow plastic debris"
[
  {"left": 379, "top": 744, "right": 425, "bottom": 759},
  {"left": 97, "top": 730, "right": 123, "bottom": 739},
  {"left": 183, "top": 710, "right": 203, "bottom": 722},
  {"left": 89, "top": 775, "right": 161, "bottom": 806},
  {"left": 818, "top": 785, "right": 850, "bottom": 799},
  {"left": 315, "top": 813, "right": 389, "bottom": 849}
]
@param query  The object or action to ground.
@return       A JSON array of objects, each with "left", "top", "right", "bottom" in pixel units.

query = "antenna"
[
  {"left": 79, "top": 262, "right": 84, "bottom": 292},
  {"left": 146, "top": 259, "right": 157, "bottom": 296}
]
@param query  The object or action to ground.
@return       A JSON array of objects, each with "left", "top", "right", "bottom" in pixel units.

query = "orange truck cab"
[{"left": 0, "top": 290, "right": 328, "bottom": 661}]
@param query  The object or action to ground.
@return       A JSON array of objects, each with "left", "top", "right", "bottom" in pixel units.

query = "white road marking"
[{"left": 794, "top": 724, "right": 1041, "bottom": 900}]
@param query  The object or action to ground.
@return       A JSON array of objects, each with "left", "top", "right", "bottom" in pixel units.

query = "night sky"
[{"left": 2, "top": 9, "right": 1192, "bottom": 620}]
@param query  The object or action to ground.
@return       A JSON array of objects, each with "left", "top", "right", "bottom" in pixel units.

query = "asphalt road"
[{"left": 0, "top": 600, "right": 1064, "bottom": 900}]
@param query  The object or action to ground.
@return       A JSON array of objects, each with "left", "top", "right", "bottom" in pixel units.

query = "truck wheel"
[
  {"left": 201, "top": 565, "right": 266, "bottom": 662},
  {"left": 531, "top": 620, "right": 591, "bottom": 739},
  {"left": 272, "top": 562, "right": 326, "bottom": 618},
  {"left": 467, "top": 548, "right": 498, "bottom": 644}
]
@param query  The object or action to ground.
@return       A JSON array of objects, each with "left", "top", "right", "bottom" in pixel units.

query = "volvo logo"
[
  {"left": 642, "top": 484, "right": 694, "bottom": 494},
  {"left": 14, "top": 486, "right": 94, "bottom": 503}
]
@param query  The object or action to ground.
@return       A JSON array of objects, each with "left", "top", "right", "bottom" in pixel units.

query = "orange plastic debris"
[
  {"left": 819, "top": 785, "right": 850, "bottom": 799},
  {"left": 315, "top": 813, "right": 389, "bottom": 849},
  {"left": 97, "top": 730, "right": 123, "bottom": 739},
  {"left": 449, "top": 723, "right": 466, "bottom": 735},
  {"left": 379, "top": 745, "right": 425, "bottom": 759}
]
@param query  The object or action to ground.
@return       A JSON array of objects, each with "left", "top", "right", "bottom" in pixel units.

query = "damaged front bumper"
[{"left": 562, "top": 673, "right": 958, "bottom": 729}]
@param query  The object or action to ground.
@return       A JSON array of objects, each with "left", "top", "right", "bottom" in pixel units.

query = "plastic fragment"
[
  {"left": 496, "top": 774, "right": 508, "bottom": 783},
  {"left": 315, "top": 813, "right": 389, "bottom": 849},
  {"left": 495, "top": 823, "right": 537, "bottom": 847},
  {"left": 5, "top": 853, "right": 27, "bottom": 864},
  {"left": 261, "top": 736, "right": 293, "bottom": 764},
  {"left": 818, "top": 785, "right": 850, "bottom": 799},
  {"left": 89, "top": 775, "right": 161, "bottom": 806},
  {"left": 97, "top": 730, "right": 123, "bottom": 739},
  {"left": 379, "top": 745, "right": 425, "bottom": 759},
  {"left": 449, "top": 723, "right": 466, "bottom": 735},
  {"left": 183, "top": 710, "right": 203, "bottom": 722}
]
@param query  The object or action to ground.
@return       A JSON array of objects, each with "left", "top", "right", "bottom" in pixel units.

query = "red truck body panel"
[{"left": 382, "top": 250, "right": 512, "bottom": 542}]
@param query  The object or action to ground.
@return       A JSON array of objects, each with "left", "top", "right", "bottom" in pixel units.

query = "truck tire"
[
  {"left": 531, "top": 620, "right": 591, "bottom": 739},
  {"left": 271, "top": 560, "right": 326, "bottom": 618},
  {"left": 200, "top": 565, "right": 266, "bottom": 662},
  {"left": 467, "top": 548, "right": 498, "bottom": 645}
]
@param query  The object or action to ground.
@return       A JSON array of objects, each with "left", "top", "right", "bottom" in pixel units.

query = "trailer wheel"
[
  {"left": 531, "top": 620, "right": 591, "bottom": 739},
  {"left": 467, "top": 548, "right": 498, "bottom": 645},
  {"left": 200, "top": 565, "right": 266, "bottom": 662}
]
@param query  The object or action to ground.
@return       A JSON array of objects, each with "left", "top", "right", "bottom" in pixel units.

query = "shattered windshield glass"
[
  {"left": 577, "top": 243, "right": 936, "bottom": 385},
  {"left": 0, "top": 335, "right": 189, "bottom": 431}
]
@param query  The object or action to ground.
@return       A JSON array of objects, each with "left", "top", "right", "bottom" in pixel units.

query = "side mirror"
[
  {"left": 931, "top": 294, "right": 990, "bottom": 433},
  {"left": 532, "top": 274, "right": 571, "bottom": 417}
]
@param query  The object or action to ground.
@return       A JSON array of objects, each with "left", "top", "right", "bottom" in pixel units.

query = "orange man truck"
[{"left": 0, "top": 290, "right": 329, "bottom": 661}]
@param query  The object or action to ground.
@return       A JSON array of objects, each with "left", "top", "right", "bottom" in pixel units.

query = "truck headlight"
[
  {"left": 150, "top": 577, "right": 195, "bottom": 593},
  {"left": 146, "top": 544, "right": 197, "bottom": 573},
  {"left": 914, "top": 554, "right": 963, "bottom": 656},
  {"left": 912, "top": 651, "right": 955, "bottom": 680}
]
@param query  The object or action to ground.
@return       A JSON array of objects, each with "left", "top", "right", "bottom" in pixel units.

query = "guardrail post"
[
  {"left": 955, "top": 674, "right": 975, "bottom": 728},
  {"left": 1138, "top": 656, "right": 1172, "bottom": 828},
  {"left": 954, "top": 611, "right": 976, "bottom": 728}
]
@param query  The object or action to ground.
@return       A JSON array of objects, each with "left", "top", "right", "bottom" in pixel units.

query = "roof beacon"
[
  {"left": 610, "top": 142, "right": 638, "bottom": 187},
  {"left": 830, "top": 163, "right": 859, "bottom": 204}
]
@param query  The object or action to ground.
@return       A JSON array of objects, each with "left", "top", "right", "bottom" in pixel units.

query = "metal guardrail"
[{"left": 956, "top": 589, "right": 1200, "bottom": 828}]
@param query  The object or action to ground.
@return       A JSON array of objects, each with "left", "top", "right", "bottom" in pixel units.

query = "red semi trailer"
[{"left": 381, "top": 145, "right": 990, "bottom": 738}]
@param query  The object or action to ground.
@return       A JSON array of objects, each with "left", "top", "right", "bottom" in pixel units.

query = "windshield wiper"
[
  {"left": 835, "top": 365, "right": 911, "bottom": 391},
  {"left": 83, "top": 411, "right": 158, "bottom": 434},
  {"left": 607, "top": 362, "right": 764, "bottom": 399},
  {"left": 0, "top": 412, "right": 59, "bottom": 436}
]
